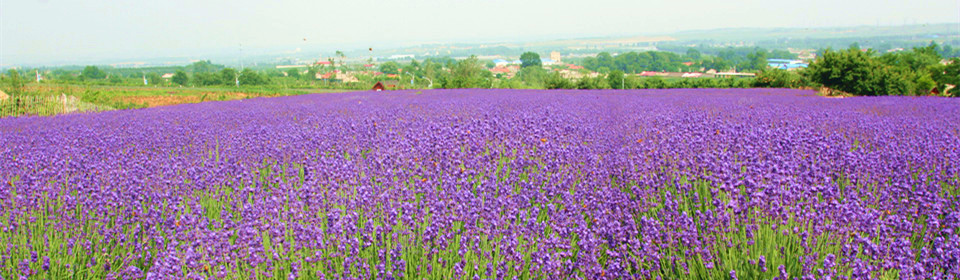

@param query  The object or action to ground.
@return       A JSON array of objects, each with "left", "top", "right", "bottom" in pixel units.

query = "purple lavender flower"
[
  {"left": 758, "top": 255, "right": 767, "bottom": 272},
  {"left": 1, "top": 88, "right": 958, "bottom": 279}
]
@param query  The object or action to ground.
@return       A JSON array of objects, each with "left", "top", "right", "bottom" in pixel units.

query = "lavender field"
[{"left": 1, "top": 88, "right": 959, "bottom": 279}]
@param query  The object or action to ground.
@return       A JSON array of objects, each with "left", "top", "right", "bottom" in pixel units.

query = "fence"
[{"left": 0, "top": 94, "right": 111, "bottom": 118}]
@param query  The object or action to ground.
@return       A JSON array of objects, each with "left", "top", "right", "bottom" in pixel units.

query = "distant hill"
[{"left": 672, "top": 24, "right": 958, "bottom": 41}]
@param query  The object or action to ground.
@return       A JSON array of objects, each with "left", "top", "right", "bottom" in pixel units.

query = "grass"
[{"left": 0, "top": 83, "right": 355, "bottom": 117}]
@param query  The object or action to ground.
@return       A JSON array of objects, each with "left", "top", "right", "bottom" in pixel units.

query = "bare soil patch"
[{"left": 120, "top": 96, "right": 201, "bottom": 107}]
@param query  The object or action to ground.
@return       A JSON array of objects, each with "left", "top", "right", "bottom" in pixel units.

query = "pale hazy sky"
[{"left": 2, "top": 0, "right": 959, "bottom": 66}]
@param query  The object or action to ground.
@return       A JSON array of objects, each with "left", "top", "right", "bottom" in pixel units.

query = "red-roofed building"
[
  {"left": 315, "top": 61, "right": 332, "bottom": 65},
  {"left": 316, "top": 70, "right": 343, "bottom": 80},
  {"left": 639, "top": 71, "right": 667, "bottom": 77},
  {"left": 566, "top": 64, "right": 584, "bottom": 70},
  {"left": 372, "top": 80, "right": 399, "bottom": 91},
  {"left": 490, "top": 67, "right": 511, "bottom": 74},
  {"left": 682, "top": 62, "right": 694, "bottom": 66}
]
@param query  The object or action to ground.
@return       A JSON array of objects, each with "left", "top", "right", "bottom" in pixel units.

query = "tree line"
[
  {"left": 804, "top": 43, "right": 958, "bottom": 96},
  {"left": 2, "top": 44, "right": 958, "bottom": 96}
]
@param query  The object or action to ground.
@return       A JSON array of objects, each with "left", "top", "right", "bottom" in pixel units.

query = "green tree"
[
  {"left": 769, "top": 49, "right": 798, "bottom": 60},
  {"left": 379, "top": 62, "right": 400, "bottom": 74},
  {"left": 517, "top": 66, "right": 548, "bottom": 87},
  {"left": 544, "top": 72, "right": 575, "bottom": 89},
  {"left": 219, "top": 68, "right": 238, "bottom": 86},
  {"left": 805, "top": 48, "right": 914, "bottom": 96},
  {"left": 335, "top": 50, "right": 346, "bottom": 66},
  {"left": 738, "top": 51, "right": 768, "bottom": 72},
  {"left": 607, "top": 70, "right": 625, "bottom": 89},
  {"left": 286, "top": 68, "right": 302, "bottom": 79},
  {"left": 193, "top": 72, "right": 218, "bottom": 86},
  {"left": 146, "top": 72, "right": 162, "bottom": 86},
  {"left": 2, "top": 69, "right": 26, "bottom": 96},
  {"left": 446, "top": 56, "right": 492, "bottom": 88},
  {"left": 685, "top": 48, "right": 702, "bottom": 61},
  {"left": 520, "top": 52, "right": 542, "bottom": 68},
  {"left": 595, "top": 52, "right": 615, "bottom": 72},
  {"left": 238, "top": 69, "right": 267, "bottom": 85},
  {"left": 108, "top": 74, "right": 124, "bottom": 84},
  {"left": 878, "top": 43, "right": 941, "bottom": 73},
  {"left": 171, "top": 70, "right": 189, "bottom": 86},
  {"left": 641, "top": 77, "right": 666, "bottom": 89},
  {"left": 402, "top": 61, "right": 420, "bottom": 76},
  {"left": 930, "top": 58, "right": 960, "bottom": 96},
  {"left": 305, "top": 65, "right": 321, "bottom": 81},
  {"left": 81, "top": 66, "right": 106, "bottom": 80},
  {"left": 576, "top": 76, "right": 610, "bottom": 89},
  {"left": 186, "top": 60, "right": 223, "bottom": 73},
  {"left": 753, "top": 69, "right": 807, "bottom": 88}
]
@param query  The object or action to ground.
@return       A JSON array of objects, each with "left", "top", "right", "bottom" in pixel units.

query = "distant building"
[
  {"left": 767, "top": 59, "right": 808, "bottom": 70},
  {"left": 161, "top": 73, "right": 174, "bottom": 79},
  {"left": 490, "top": 66, "right": 517, "bottom": 78},
  {"left": 639, "top": 71, "right": 668, "bottom": 77},
  {"left": 550, "top": 51, "right": 561, "bottom": 63},
  {"left": 557, "top": 69, "right": 586, "bottom": 80},
  {"left": 316, "top": 70, "right": 358, "bottom": 83},
  {"left": 276, "top": 65, "right": 308, "bottom": 69},
  {"left": 492, "top": 59, "right": 510, "bottom": 67},
  {"left": 389, "top": 54, "right": 415, "bottom": 60},
  {"left": 490, "top": 67, "right": 511, "bottom": 74},
  {"left": 638, "top": 72, "right": 699, "bottom": 78}
]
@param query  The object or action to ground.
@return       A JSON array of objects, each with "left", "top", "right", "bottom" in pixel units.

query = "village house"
[
  {"left": 315, "top": 70, "right": 359, "bottom": 83},
  {"left": 550, "top": 51, "right": 562, "bottom": 63},
  {"left": 372, "top": 80, "right": 400, "bottom": 91}
]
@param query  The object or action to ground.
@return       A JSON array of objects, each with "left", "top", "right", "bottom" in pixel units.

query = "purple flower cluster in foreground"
[{"left": 1, "top": 88, "right": 959, "bottom": 279}]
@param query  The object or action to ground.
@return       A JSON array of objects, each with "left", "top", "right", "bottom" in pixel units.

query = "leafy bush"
[
  {"left": 753, "top": 69, "right": 808, "bottom": 88},
  {"left": 805, "top": 48, "right": 915, "bottom": 96}
]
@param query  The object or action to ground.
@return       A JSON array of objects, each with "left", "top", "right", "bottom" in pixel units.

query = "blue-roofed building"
[
  {"left": 767, "top": 59, "right": 808, "bottom": 70},
  {"left": 492, "top": 59, "right": 509, "bottom": 67}
]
